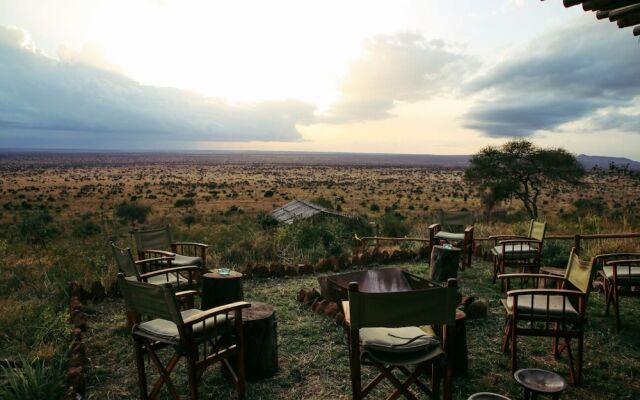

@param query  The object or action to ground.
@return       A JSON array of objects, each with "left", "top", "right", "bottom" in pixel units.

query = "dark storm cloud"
[
  {"left": 0, "top": 25, "right": 315, "bottom": 149},
  {"left": 462, "top": 18, "right": 640, "bottom": 138}
]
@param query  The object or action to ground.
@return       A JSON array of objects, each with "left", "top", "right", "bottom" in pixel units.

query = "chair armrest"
[
  {"left": 173, "top": 242, "right": 209, "bottom": 248},
  {"left": 489, "top": 235, "right": 527, "bottom": 245},
  {"left": 506, "top": 288, "right": 584, "bottom": 297},
  {"left": 498, "top": 239, "right": 541, "bottom": 245},
  {"left": 139, "top": 249, "right": 175, "bottom": 258},
  {"left": 428, "top": 223, "right": 441, "bottom": 230},
  {"left": 175, "top": 290, "right": 199, "bottom": 300},
  {"left": 139, "top": 265, "right": 200, "bottom": 279},
  {"left": 606, "top": 259, "right": 640, "bottom": 265},
  {"left": 498, "top": 273, "right": 564, "bottom": 281},
  {"left": 183, "top": 301, "right": 251, "bottom": 326},
  {"left": 135, "top": 256, "right": 175, "bottom": 265}
]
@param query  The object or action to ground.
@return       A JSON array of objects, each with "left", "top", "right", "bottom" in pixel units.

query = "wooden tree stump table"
[
  {"left": 201, "top": 270, "right": 244, "bottom": 310},
  {"left": 430, "top": 245, "right": 462, "bottom": 282},
  {"left": 240, "top": 302, "right": 278, "bottom": 381}
]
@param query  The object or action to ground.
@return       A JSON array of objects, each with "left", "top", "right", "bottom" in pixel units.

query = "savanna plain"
[{"left": 1, "top": 152, "right": 640, "bottom": 399}]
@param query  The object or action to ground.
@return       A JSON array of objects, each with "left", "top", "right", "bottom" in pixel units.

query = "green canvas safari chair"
[
  {"left": 592, "top": 252, "right": 640, "bottom": 331},
  {"left": 498, "top": 248, "right": 594, "bottom": 385},
  {"left": 134, "top": 224, "right": 208, "bottom": 270},
  {"left": 343, "top": 279, "right": 458, "bottom": 400},
  {"left": 428, "top": 210, "right": 474, "bottom": 270},
  {"left": 111, "top": 241, "right": 198, "bottom": 290},
  {"left": 118, "top": 273, "right": 251, "bottom": 400},
  {"left": 491, "top": 220, "right": 547, "bottom": 288}
]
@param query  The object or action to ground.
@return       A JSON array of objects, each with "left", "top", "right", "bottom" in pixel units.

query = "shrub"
[
  {"left": 379, "top": 212, "right": 410, "bottom": 237},
  {"left": 370, "top": 203, "right": 380, "bottom": 212},
  {"left": 17, "top": 211, "right": 60, "bottom": 248},
  {"left": 115, "top": 202, "right": 150, "bottom": 227},
  {"left": 174, "top": 198, "right": 195, "bottom": 208}
]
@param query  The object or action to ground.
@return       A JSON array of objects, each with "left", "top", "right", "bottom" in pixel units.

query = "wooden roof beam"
[
  {"left": 608, "top": 3, "right": 640, "bottom": 20},
  {"left": 634, "top": 25, "right": 640, "bottom": 34},
  {"left": 617, "top": 13, "right": 640, "bottom": 26},
  {"left": 596, "top": 10, "right": 610, "bottom": 18},
  {"left": 563, "top": 0, "right": 585, "bottom": 7},
  {"left": 583, "top": 0, "right": 639, "bottom": 11}
]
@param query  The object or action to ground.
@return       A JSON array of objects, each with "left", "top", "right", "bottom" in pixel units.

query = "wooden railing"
[{"left": 355, "top": 232, "right": 640, "bottom": 254}]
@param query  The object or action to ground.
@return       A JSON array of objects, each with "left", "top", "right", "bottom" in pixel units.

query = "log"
[
  {"left": 269, "top": 262, "right": 284, "bottom": 276},
  {"left": 237, "top": 302, "right": 279, "bottom": 381},
  {"left": 429, "top": 245, "right": 461, "bottom": 282},
  {"left": 297, "top": 289, "right": 307, "bottom": 303},
  {"left": 201, "top": 271, "right": 244, "bottom": 310},
  {"left": 634, "top": 25, "right": 640, "bottom": 35},
  {"left": 324, "top": 302, "right": 339, "bottom": 318}
]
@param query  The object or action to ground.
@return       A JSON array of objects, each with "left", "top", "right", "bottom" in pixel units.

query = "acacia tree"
[{"left": 464, "top": 140, "right": 585, "bottom": 219}]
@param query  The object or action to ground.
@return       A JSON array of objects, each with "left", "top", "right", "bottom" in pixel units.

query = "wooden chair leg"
[
  {"left": 565, "top": 338, "right": 576, "bottom": 386},
  {"left": 349, "top": 333, "right": 362, "bottom": 400},
  {"left": 187, "top": 356, "right": 198, "bottom": 400},
  {"left": 134, "top": 336, "right": 149, "bottom": 400},
  {"left": 492, "top": 257, "right": 500, "bottom": 284},
  {"left": 432, "top": 362, "right": 441, "bottom": 400},
  {"left": 502, "top": 318, "right": 511, "bottom": 353},
  {"left": 613, "top": 283, "right": 621, "bottom": 331},
  {"left": 577, "top": 333, "right": 584, "bottom": 386},
  {"left": 511, "top": 321, "right": 518, "bottom": 373},
  {"left": 604, "top": 279, "right": 612, "bottom": 316}
]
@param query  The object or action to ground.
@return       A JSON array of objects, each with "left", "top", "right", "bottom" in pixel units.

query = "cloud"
[
  {"left": 319, "top": 33, "right": 476, "bottom": 123},
  {"left": 462, "top": 18, "right": 640, "bottom": 138},
  {"left": 0, "top": 25, "right": 315, "bottom": 149}
]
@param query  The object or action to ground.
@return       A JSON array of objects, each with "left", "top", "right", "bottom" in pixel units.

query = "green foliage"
[
  {"left": 275, "top": 218, "right": 350, "bottom": 262},
  {"left": 465, "top": 140, "right": 585, "bottom": 219},
  {"left": 72, "top": 218, "right": 101, "bottom": 239},
  {"left": 182, "top": 213, "right": 198, "bottom": 229},
  {"left": 378, "top": 212, "right": 410, "bottom": 237},
  {"left": 257, "top": 211, "right": 279, "bottom": 230},
  {"left": 17, "top": 211, "right": 60, "bottom": 248},
  {"left": 0, "top": 355, "right": 67, "bottom": 400},
  {"left": 369, "top": 203, "right": 380, "bottom": 212},
  {"left": 311, "top": 196, "right": 333, "bottom": 210},
  {"left": 174, "top": 198, "right": 195, "bottom": 208},
  {"left": 115, "top": 202, "right": 150, "bottom": 227}
]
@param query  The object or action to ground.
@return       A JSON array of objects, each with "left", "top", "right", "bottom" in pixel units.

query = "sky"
[{"left": 0, "top": 0, "right": 639, "bottom": 158}]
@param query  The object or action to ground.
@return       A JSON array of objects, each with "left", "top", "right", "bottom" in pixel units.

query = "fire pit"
[{"left": 317, "top": 267, "right": 435, "bottom": 303}]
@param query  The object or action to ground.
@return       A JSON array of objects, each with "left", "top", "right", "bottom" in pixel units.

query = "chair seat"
[
  {"left": 160, "top": 254, "right": 202, "bottom": 267},
  {"left": 602, "top": 266, "right": 640, "bottom": 283},
  {"left": 434, "top": 231, "right": 465, "bottom": 242},
  {"left": 360, "top": 326, "right": 442, "bottom": 366},
  {"left": 360, "top": 326, "right": 440, "bottom": 353},
  {"left": 137, "top": 308, "right": 231, "bottom": 342},
  {"left": 492, "top": 245, "right": 539, "bottom": 259},
  {"left": 502, "top": 296, "right": 578, "bottom": 318}
]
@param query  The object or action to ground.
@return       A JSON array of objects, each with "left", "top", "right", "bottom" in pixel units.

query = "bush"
[
  {"left": 115, "top": 202, "right": 150, "bottom": 227},
  {"left": 379, "top": 212, "right": 410, "bottom": 238},
  {"left": 174, "top": 198, "right": 195, "bottom": 208},
  {"left": 17, "top": 211, "right": 60, "bottom": 248}
]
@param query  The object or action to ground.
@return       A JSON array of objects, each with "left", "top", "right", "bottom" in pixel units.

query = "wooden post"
[{"left": 574, "top": 234, "right": 581, "bottom": 255}]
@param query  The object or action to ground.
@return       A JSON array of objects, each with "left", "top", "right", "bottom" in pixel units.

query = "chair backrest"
[
  {"left": 348, "top": 279, "right": 458, "bottom": 330},
  {"left": 438, "top": 210, "right": 473, "bottom": 233},
  {"left": 117, "top": 273, "right": 183, "bottom": 325},
  {"left": 110, "top": 242, "right": 141, "bottom": 280},
  {"left": 564, "top": 248, "right": 594, "bottom": 294},
  {"left": 527, "top": 220, "right": 547, "bottom": 241},
  {"left": 134, "top": 225, "right": 174, "bottom": 252}
]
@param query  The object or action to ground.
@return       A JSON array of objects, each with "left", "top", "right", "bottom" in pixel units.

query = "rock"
[
  {"left": 324, "top": 302, "right": 339, "bottom": 318},
  {"left": 338, "top": 254, "right": 351, "bottom": 270},
  {"left": 315, "top": 300, "right": 329, "bottom": 314},
  {"left": 285, "top": 265, "right": 299, "bottom": 276},
  {"left": 297, "top": 289, "right": 307, "bottom": 303},
  {"left": 329, "top": 256, "right": 340, "bottom": 271},
  {"left": 466, "top": 301, "right": 487, "bottom": 319},
  {"left": 269, "top": 262, "right": 284, "bottom": 276},
  {"left": 303, "top": 289, "right": 320, "bottom": 305}
]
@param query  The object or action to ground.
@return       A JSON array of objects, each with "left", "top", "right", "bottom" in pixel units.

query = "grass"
[{"left": 84, "top": 260, "right": 640, "bottom": 400}]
